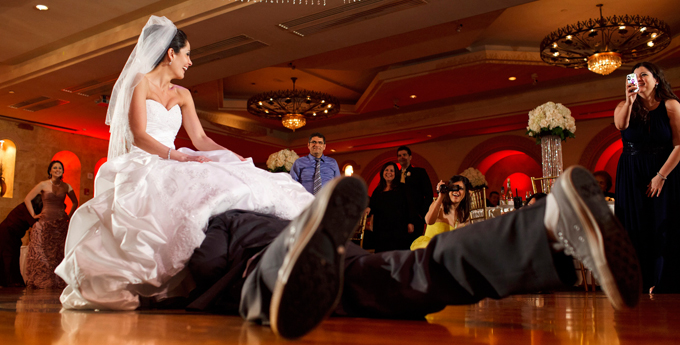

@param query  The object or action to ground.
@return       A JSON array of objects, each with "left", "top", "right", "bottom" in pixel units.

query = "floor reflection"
[
  {"left": 2, "top": 289, "right": 680, "bottom": 344},
  {"left": 426, "top": 293, "right": 623, "bottom": 345}
]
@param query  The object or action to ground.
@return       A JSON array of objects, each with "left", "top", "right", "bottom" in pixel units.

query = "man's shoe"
[
  {"left": 551, "top": 166, "right": 641, "bottom": 310},
  {"left": 270, "top": 177, "right": 368, "bottom": 339}
]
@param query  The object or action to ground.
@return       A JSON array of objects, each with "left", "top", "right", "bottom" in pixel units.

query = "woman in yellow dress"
[{"left": 411, "top": 175, "right": 471, "bottom": 250}]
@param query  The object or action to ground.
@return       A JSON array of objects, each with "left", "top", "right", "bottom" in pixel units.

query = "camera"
[{"left": 439, "top": 184, "right": 462, "bottom": 194}]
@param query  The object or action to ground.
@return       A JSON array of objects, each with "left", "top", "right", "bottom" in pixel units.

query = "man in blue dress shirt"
[{"left": 290, "top": 132, "right": 341, "bottom": 194}]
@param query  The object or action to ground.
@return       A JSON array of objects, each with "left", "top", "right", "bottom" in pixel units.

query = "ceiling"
[{"left": 2, "top": 0, "right": 680, "bottom": 160}]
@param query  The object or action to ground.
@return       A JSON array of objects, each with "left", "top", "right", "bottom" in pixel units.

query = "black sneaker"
[
  {"left": 270, "top": 177, "right": 368, "bottom": 339},
  {"left": 551, "top": 166, "right": 641, "bottom": 310}
]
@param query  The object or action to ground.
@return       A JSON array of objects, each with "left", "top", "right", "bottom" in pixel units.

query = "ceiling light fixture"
[
  {"left": 247, "top": 77, "right": 340, "bottom": 132},
  {"left": 508, "top": 77, "right": 517, "bottom": 81},
  {"left": 540, "top": 4, "right": 671, "bottom": 75},
  {"left": 230, "top": 0, "right": 329, "bottom": 5},
  {"left": 35, "top": 4, "right": 48, "bottom": 10},
  {"left": 410, "top": 94, "right": 417, "bottom": 99}
]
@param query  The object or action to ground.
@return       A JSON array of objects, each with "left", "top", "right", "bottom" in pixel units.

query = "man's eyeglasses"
[{"left": 309, "top": 141, "right": 324, "bottom": 145}]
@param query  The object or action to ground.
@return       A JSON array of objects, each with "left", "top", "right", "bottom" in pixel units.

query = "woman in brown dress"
[{"left": 23, "top": 160, "right": 79, "bottom": 288}]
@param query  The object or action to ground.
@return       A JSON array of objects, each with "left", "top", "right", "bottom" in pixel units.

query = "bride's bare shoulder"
[
  {"left": 135, "top": 73, "right": 151, "bottom": 87},
  {"left": 170, "top": 85, "right": 192, "bottom": 103}
]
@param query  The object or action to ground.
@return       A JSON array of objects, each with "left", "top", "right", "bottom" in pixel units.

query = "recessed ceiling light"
[
  {"left": 508, "top": 77, "right": 517, "bottom": 81},
  {"left": 410, "top": 95, "right": 417, "bottom": 99},
  {"left": 426, "top": 134, "right": 432, "bottom": 138},
  {"left": 8, "top": 90, "right": 15, "bottom": 94},
  {"left": 35, "top": 4, "right": 48, "bottom": 10},
  {"left": 330, "top": 149, "right": 336, "bottom": 152}
]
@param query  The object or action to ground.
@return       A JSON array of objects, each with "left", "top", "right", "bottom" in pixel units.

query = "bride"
[{"left": 55, "top": 16, "right": 314, "bottom": 310}]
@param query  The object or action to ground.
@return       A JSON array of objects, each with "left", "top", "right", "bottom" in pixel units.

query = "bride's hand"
[{"left": 184, "top": 155, "right": 212, "bottom": 163}]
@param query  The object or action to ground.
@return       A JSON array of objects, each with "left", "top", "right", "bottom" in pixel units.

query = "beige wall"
[{"left": 0, "top": 119, "right": 108, "bottom": 220}]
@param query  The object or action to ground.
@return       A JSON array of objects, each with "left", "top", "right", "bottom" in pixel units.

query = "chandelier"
[
  {"left": 247, "top": 77, "right": 340, "bottom": 131},
  {"left": 540, "top": 4, "right": 671, "bottom": 75}
]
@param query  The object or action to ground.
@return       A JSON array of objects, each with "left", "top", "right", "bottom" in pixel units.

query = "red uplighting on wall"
[
  {"left": 478, "top": 151, "right": 541, "bottom": 198},
  {"left": 94, "top": 157, "right": 107, "bottom": 179},
  {"left": 594, "top": 139, "right": 622, "bottom": 191},
  {"left": 595, "top": 139, "right": 623, "bottom": 172},
  {"left": 504, "top": 172, "right": 533, "bottom": 199},
  {"left": 477, "top": 150, "right": 524, "bottom": 175}
]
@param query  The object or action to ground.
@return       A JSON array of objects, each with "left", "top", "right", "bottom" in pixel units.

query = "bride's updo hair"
[{"left": 152, "top": 28, "right": 188, "bottom": 68}]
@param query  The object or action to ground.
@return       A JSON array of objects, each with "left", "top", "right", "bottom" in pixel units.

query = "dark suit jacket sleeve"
[
  {"left": 413, "top": 167, "right": 433, "bottom": 217},
  {"left": 402, "top": 185, "right": 419, "bottom": 226},
  {"left": 419, "top": 169, "right": 433, "bottom": 201}
]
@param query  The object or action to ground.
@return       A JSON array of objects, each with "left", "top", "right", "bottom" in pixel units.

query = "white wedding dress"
[{"left": 56, "top": 100, "right": 314, "bottom": 310}]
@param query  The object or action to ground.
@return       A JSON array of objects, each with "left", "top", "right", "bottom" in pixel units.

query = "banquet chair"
[
  {"left": 530, "top": 176, "right": 558, "bottom": 194},
  {"left": 575, "top": 259, "right": 596, "bottom": 292},
  {"left": 350, "top": 213, "right": 370, "bottom": 248},
  {"left": 468, "top": 187, "right": 488, "bottom": 223}
]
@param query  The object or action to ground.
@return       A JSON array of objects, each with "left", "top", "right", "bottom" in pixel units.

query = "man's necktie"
[
  {"left": 401, "top": 167, "right": 407, "bottom": 183},
  {"left": 313, "top": 158, "right": 322, "bottom": 195}
]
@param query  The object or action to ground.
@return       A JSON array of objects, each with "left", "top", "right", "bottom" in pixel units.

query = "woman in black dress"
[
  {"left": 367, "top": 162, "right": 417, "bottom": 252},
  {"left": 0, "top": 195, "right": 42, "bottom": 287},
  {"left": 614, "top": 61, "right": 680, "bottom": 293}
]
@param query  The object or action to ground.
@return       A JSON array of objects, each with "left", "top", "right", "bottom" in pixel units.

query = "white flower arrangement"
[
  {"left": 526, "top": 101, "right": 576, "bottom": 143},
  {"left": 460, "top": 167, "right": 488, "bottom": 189},
  {"left": 266, "top": 149, "right": 299, "bottom": 173}
]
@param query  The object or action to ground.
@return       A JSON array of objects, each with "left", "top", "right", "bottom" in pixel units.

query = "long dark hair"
[
  {"left": 630, "top": 62, "right": 680, "bottom": 124},
  {"left": 441, "top": 175, "right": 471, "bottom": 224},
  {"left": 30, "top": 194, "right": 43, "bottom": 215},
  {"left": 47, "top": 160, "right": 64, "bottom": 180},
  {"left": 375, "top": 162, "right": 401, "bottom": 194},
  {"left": 153, "top": 29, "right": 188, "bottom": 68}
]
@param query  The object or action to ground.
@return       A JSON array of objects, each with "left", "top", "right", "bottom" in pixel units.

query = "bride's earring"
[{"left": 169, "top": 60, "right": 173, "bottom": 66}]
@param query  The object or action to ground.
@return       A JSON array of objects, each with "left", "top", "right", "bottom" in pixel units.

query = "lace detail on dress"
[{"left": 26, "top": 190, "right": 69, "bottom": 289}]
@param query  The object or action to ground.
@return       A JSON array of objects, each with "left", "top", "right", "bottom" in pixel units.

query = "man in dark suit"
[
  {"left": 186, "top": 168, "right": 641, "bottom": 340},
  {"left": 396, "top": 146, "right": 433, "bottom": 237}
]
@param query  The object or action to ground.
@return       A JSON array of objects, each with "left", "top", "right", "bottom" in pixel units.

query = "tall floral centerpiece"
[
  {"left": 460, "top": 167, "right": 488, "bottom": 190},
  {"left": 526, "top": 101, "right": 576, "bottom": 190},
  {"left": 266, "top": 149, "right": 299, "bottom": 173}
]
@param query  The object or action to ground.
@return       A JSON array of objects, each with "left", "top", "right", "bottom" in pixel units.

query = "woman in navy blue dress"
[{"left": 614, "top": 62, "right": 680, "bottom": 293}]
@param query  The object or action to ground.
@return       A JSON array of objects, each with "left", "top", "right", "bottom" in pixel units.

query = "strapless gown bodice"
[
  {"left": 141, "top": 99, "right": 182, "bottom": 149},
  {"left": 40, "top": 189, "right": 68, "bottom": 221},
  {"left": 56, "top": 101, "right": 314, "bottom": 310}
]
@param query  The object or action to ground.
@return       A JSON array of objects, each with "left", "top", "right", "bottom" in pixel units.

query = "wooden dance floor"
[{"left": 0, "top": 288, "right": 677, "bottom": 344}]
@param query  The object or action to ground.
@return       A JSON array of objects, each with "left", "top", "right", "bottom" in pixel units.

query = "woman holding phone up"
[{"left": 614, "top": 62, "right": 680, "bottom": 294}]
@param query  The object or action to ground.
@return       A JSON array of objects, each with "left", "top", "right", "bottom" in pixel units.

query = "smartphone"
[{"left": 627, "top": 73, "right": 639, "bottom": 93}]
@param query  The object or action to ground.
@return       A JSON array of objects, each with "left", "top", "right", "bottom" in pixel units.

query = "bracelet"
[
  {"left": 657, "top": 172, "right": 667, "bottom": 180},
  {"left": 167, "top": 148, "right": 172, "bottom": 160}
]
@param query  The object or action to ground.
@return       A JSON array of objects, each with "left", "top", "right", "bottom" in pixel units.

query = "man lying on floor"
[{"left": 184, "top": 166, "right": 641, "bottom": 339}]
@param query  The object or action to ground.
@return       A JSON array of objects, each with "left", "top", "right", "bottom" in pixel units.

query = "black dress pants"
[{"left": 188, "top": 199, "right": 576, "bottom": 320}]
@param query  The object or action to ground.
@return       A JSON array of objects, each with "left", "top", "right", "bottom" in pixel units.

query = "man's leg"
[
  {"left": 187, "top": 210, "right": 288, "bottom": 313},
  {"left": 338, "top": 200, "right": 573, "bottom": 318},
  {"left": 239, "top": 177, "right": 368, "bottom": 339},
  {"left": 338, "top": 166, "right": 641, "bottom": 317}
]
